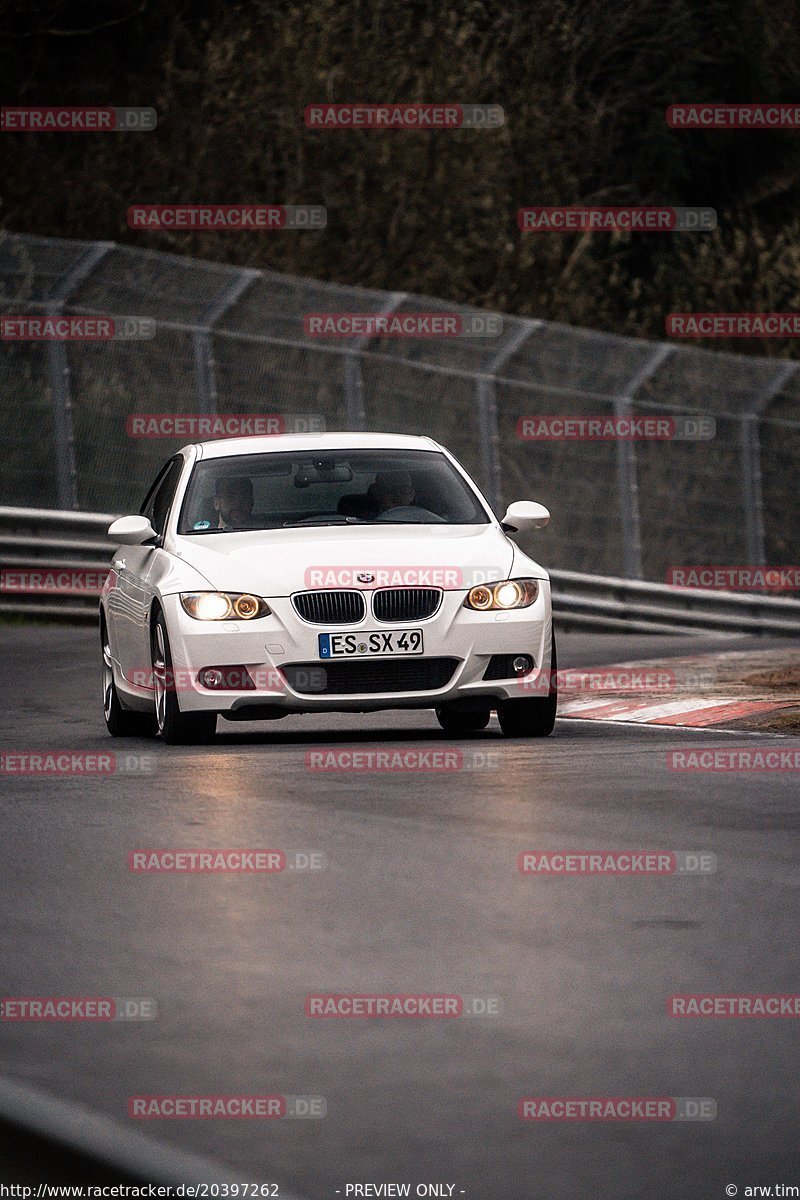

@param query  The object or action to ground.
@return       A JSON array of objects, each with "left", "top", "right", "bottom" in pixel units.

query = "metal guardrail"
[
  {"left": 0, "top": 506, "right": 119, "bottom": 620},
  {"left": 550, "top": 568, "right": 800, "bottom": 636},
  {"left": 1, "top": 506, "right": 799, "bottom": 635}
]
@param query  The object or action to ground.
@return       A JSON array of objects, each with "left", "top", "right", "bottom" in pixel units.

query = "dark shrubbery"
[{"left": 2, "top": 0, "right": 800, "bottom": 350}]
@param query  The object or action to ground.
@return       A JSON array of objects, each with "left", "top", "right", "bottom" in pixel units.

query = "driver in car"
[
  {"left": 372, "top": 469, "right": 416, "bottom": 514},
  {"left": 214, "top": 476, "right": 254, "bottom": 528}
]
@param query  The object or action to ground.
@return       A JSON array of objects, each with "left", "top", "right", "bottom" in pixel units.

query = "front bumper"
[{"left": 158, "top": 584, "right": 553, "bottom": 714}]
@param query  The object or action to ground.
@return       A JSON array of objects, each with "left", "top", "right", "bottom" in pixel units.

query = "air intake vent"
[
  {"left": 292, "top": 590, "right": 365, "bottom": 625},
  {"left": 372, "top": 588, "right": 442, "bottom": 622},
  {"left": 283, "top": 657, "right": 459, "bottom": 695}
]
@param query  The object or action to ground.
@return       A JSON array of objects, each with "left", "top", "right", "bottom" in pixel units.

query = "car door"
[{"left": 114, "top": 456, "right": 184, "bottom": 682}]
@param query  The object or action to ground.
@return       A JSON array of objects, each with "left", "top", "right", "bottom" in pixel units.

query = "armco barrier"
[
  {"left": 2, "top": 506, "right": 799, "bottom": 635},
  {"left": 0, "top": 506, "right": 117, "bottom": 620}
]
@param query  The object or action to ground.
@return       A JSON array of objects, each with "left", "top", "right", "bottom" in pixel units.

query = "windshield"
[{"left": 178, "top": 448, "right": 490, "bottom": 533}]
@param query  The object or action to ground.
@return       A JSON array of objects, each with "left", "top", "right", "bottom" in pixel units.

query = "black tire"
[
  {"left": 497, "top": 632, "right": 558, "bottom": 738},
  {"left": 151, "top": 611, "right": 217, "bottom": 745},
  {"left": 102, "top": 618, "right": 156, "bottom": 738},
  {"left": 435, "top": 707, "right": 491, "bottom": 735}
]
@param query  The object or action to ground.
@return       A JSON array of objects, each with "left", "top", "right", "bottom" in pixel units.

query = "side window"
[
  {"left": 141, "top": 457, "right": 184, "bottom": 536},
  {"left": 140, "top": 462, "right": 172, "bottom": 518}
]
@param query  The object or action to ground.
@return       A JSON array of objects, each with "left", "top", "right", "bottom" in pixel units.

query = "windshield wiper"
[
  {"left": 184, "top": 517, "right": 368, "bottom": 533},
  {"left": 281, "top": 517, "right": 364, "bottom": 528},
  {"left": 182, "top": 525, "right": 266, "bottom": 534},
  {"left": 182, "top": 527, "right": 230, "bottom": 535}
]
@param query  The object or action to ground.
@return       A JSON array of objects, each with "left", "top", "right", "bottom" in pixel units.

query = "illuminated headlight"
[
  {"left": 464, "top": 579, "right": 539, "bottom": 611},
  {"left": 180, "top": 592, "right": 270, "bottom": 621}
]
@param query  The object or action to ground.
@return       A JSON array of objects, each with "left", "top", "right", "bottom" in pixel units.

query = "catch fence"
[{"left": 1, "top": 231, "right": 798, "bottom": 581}]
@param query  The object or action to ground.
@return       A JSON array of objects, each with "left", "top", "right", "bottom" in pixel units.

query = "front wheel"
[
  {"left": 102, "top": 622, "right": 156, "bottom": 738},
  {"left": 497, "top": 633, "right": 558, "bottom": 738},
  {"left": 151, "top": 612, "right": 217, "bottom": 745}
]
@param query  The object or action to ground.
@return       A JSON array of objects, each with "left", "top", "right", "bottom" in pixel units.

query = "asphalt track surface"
[{"left": 1, "top": 624, "right": 799, "bottom": 1199}]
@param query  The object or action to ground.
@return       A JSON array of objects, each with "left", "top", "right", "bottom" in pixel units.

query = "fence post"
[
  {"left": 192, "top": 268, "right": 259, "bottom": 416},
  {"left": 343, "top": 293, "right": 407, "bottom": 430},
  {"left": 476, "top": 320, "right": 537, "bottom": 514},
  {"left": 740, "top": 361, "right": 798, "bottom": 567},
  {"left": 46, "top": 241, "right": 114, "bottom": 509},
  {"left": 614, "top": 343, "right": 674, "bottom": 579}
]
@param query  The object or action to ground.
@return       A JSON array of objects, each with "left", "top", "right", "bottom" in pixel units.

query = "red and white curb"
[
  {"left": 558, "top": 695, "right": 797, "bottom": 728},
  {"left": 554, "top": 647, "right": 800, "bottom": 728}
]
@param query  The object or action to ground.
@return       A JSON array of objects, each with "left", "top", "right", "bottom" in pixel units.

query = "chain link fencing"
[{"left": 1, "top": 231, "right": 798, "bottom": 581}]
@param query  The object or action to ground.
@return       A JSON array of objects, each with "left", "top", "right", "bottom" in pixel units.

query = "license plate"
[{"left": 318, "top": 629, "right": 424, "bottom": 659}]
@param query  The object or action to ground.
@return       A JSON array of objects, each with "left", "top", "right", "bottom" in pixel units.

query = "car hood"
[{"left": 170, "top": 523, "right": 547, "bottom": 596}]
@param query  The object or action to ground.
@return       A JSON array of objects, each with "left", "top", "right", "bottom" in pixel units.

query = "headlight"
[
  {"left": 180, "top": 592, "right": 270, "bottom": 621},
  {"left": 464, "top": 578, "right": 539, "bottom": 611}
]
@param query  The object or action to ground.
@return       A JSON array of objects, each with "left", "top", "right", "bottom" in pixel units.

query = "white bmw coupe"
[{"left": 101, "top": 433, "right": 556, "bottom": 743}]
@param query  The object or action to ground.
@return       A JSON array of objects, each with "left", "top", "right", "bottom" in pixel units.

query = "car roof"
[{"left": 193, "top": 432, "right": 443, "bottom": 460}]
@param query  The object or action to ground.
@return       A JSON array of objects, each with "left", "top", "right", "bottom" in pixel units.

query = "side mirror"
[
  {"left": 501, "top": 501, "right": 550, "bottom": 533},
  {"left": 107, "top": 515, "right": 158, "bottom": 545}
]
